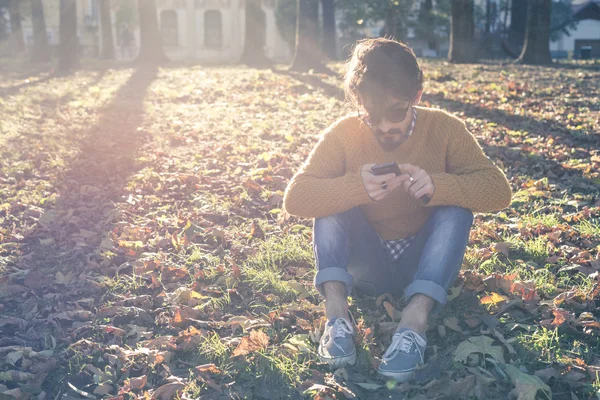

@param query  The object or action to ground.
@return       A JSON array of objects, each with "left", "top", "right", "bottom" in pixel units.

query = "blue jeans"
[{"left": 313, "top": 206, "right": 473, "bottom": 313}]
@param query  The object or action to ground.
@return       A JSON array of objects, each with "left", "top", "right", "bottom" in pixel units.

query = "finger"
[
  {"left": 370, "top": 189, "right": 387, "bottom": 201},
  {"left": 398, "top": 163, "right": 420, "bottom": 176},
  {"left": 371, "top": 173, "right": 398, "bottom": 184},
  {"left": 388, "top": 173, "right": 409, "bottom": 189},
  {"left": 366, "top": 182, "right": 388, "bottom": 192},
  {"left": 414, "top": 185, "right": 432, "bottom": 200},
  {"left": 412, "top": 169, "right": 428, "bottom": 180},
  {"left": 396, "top": 174, "right": 412, "bottom": 183},
  {"left": 409, "top": 180, "right": 428, "bottom": 197},
  {"left": 362, "top": 163, "right": 377, "bottom": 173},
  {"left": 401, "top": 178, "right": 414, "bottom": 192}
]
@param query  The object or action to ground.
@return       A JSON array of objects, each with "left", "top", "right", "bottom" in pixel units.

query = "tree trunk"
[
  {"left": 508, "top": 0, "right": 527, "bottom": 51},
  {"left": 239, "top": 0, "right": 271, "bottom": 67},
  {"left": 485, "top": 0, "right": 491, "bottom": 34},
  {"left": 290, "top": 0, "right": 324, "bottom": 72},
  {"left": 517, "top": 0, "right": 552, "bottom": 65},
  {"left": 421, "top": 0, "right": 437, "bottom": 52},
  {"left": 382, "top": 8, "right": 398, "bottom": 39},
  {"left": 8, "top": 0, "right": 25, "bottom": 53},
  {"left": 31, "top": 0, "right": 51, "bottom": 62},
  {"left": 448, "top": 0, "right": 475, "bottom": 63},
  {"left": 321, "top": 0, "right": 336, "bottom": 60},
  {"left": 137, "top": 0, "right": 167, "bottom": 63},
  {"left": 58, "top": 0, "right": 78, "bottom": 73},
  {"left": 100, "top": 0, "right": 115, "bottom": 59}
]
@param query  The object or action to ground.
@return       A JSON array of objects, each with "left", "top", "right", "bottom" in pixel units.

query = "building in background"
[
  {"left": 550, "top": 0, "right": 600, "bottom": 58},
  {"left": 18, "top": 0, "right": 292, "bottom": 63}
]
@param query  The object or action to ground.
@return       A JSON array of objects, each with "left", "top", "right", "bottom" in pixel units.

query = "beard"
[{"left": 374, "top": 128, "right": 409, "bottom": 151}]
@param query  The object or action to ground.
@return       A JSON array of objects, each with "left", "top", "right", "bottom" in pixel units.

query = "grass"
[
  {"left": 242, "top": 234, "right": 314, "bottom": 299},
  {"left": 198, "top": 332, "right": 230, "bottom": 366},
  {"left": 521, "top": 212, "right": 561, "bottom": 228},
  {"left": 575, "top": 219, "right": 600, "bottom": 236}
]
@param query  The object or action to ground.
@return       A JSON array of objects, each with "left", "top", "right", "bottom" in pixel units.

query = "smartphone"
[
  {"left": 371, "top": 162, "right": 431, "bottom": 205},
  {"left": 371, "top": 162, "right": 402, "bottom": 176}
]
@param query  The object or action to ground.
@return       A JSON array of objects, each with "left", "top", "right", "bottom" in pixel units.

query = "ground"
[{"left": 0, "top": 58, "right": 599, "bottom": 400}]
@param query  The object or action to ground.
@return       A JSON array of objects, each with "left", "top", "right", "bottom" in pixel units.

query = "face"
[{"left": 359, "top": 91, "right": 422, "bottom": 151}]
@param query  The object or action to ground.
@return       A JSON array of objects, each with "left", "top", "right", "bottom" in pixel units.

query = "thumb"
[
  {"left": 362, "top": 163, "right": 377, "bottom": 173},
  {"left": 398, "top": 163, "right": 419, "bottom": 175}
]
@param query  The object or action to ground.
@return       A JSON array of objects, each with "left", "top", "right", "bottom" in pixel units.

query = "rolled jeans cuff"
[
  {"left": 404, "top": 279, "right": 448, "bottom": 307},
  {"left": 314, "top": 267, "right": 354, "bottom": 297}
]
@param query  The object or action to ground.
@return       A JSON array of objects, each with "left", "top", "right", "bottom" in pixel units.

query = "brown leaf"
[
  {"left": 232, "top": 330, "right": 269, "bottom": 357},
  {"left": 443, "top": 317, "right": 462, "bottom": 333},
  {"left": 152, "top": 382, "right": 185, "bottom": 400},
  {"left": 195, "top": 364, "right": 222, "bottom": 375},
  {"left": 172, "top": 308, "right": 183, "bottom": 325},
  {"left": 383, "top": 301, "right": 402, "bottom": 321},
  {"left": 176, "top": 326, "right": 206, "bottom": 351},
  {"left": 480, "top": 292, "right": 509, "bottom": 305},
  {"left": 494, "top": 242, "right": 512, "bottom": 257},
  {"left": 552, "top": 308, "right": 573, "bottom": 326},
  {"left": 130, "top": 375, "right": 147, "bottom": 390}
]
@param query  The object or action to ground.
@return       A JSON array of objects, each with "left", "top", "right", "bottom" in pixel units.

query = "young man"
[{"left": 283, "top": 38, "right": 512, "bottom": 381}]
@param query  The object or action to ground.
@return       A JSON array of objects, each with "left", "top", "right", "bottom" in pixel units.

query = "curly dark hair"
[{"left": 343, "top": 37, "right": 424, "bottom": 112}]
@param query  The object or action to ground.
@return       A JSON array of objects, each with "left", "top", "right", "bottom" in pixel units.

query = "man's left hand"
[{"left": 398, "top": 163, "right": 435, "bottom": 201}]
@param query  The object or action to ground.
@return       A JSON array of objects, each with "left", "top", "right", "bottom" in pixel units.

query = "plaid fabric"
[
  {"left": 380, "top": 236, "right": 415, "bottom": 261},
  {"left": 380, "top": 108, "right": 418, "bottom": 262}
]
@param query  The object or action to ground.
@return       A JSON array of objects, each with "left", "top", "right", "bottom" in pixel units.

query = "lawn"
[{"left": 0, "top": 59, "right": 599, "bottom": 399}]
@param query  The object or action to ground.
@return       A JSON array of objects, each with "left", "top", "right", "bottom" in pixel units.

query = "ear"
[{"left": 412, "top": 89, "right": 423, "bottom": 106}]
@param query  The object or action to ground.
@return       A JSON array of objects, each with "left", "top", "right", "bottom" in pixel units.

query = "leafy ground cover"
[{"left": 0, "top": 59, "right": 599, "bottom": 399}]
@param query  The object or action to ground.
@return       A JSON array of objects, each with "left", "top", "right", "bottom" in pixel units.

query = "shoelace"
[
  {"left": 382, "top": 330, "right": 426, "bottom": 363},
  {"left": 321, "top": 318, "right": 353, "bottom": 353}
]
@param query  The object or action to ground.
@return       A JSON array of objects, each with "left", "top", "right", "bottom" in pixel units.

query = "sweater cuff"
[
  {"left": 428, "top": 174, "right": 452, "bottom": 207},
  {"left": 343, "top": 170, "right": 375, "bottom": 208}
]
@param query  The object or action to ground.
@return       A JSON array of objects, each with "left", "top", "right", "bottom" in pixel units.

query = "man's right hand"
[{"left": 360, "top": 164, "right": 409, "bottom": 202}]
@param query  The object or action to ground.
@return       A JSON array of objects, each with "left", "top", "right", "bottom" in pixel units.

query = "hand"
[
  {"left": 360, "top": 164, "right": 408, "bottom": 202},
  {"left": 398, "top": 163, "right": 435, "bottom": 201}
]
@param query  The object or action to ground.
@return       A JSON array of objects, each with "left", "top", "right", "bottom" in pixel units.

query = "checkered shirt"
[{"left": 380, "top": 108, "right": 418, "bottom": 262}]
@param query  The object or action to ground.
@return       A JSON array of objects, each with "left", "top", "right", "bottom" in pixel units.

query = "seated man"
[{"left": 283, "top": 37, "right": 512, "bottom": 382}]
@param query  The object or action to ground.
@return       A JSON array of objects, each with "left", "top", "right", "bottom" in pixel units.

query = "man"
[{"left": 282, "top": 38, "right": 512, "bottom": 382}]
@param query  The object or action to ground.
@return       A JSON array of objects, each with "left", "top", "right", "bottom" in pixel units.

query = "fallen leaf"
[
  {"left": 383, "top": 301, "right": 402, "bottom": 321},
  {"left": 480, "top": 292, "right": 510, "bottom": 305},
  {"left": 454, "top": 335, "right": 505, "bottom": 364},
  {"left": 232, "top": 330, "right": 269, "bottom": 357},
  {"left": 494, "top": 242, "right": 512, "bottom": 257},
  {"left": 152, "top": 382, "right": 185, "bottom": 400},
  {"left": 128, "top": 375, "right": 147, "bottom": 390},
  {"left": 505, "top": 364, "right": 551, "bottom": 400}
]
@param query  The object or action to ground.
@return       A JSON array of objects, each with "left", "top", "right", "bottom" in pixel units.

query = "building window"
[
  {"left": 205, "top": 10, "right": 222, "bottom": 49},
  {"left": 161, "top": 10, "right": 178, "bottom": 47}
]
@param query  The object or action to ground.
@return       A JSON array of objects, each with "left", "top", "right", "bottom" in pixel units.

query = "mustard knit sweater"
[{"left": 283, "top": 106, "right": 512, "bottom": 240}]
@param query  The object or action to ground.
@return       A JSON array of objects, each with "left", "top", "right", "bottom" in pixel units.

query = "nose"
[{"left": 377, "top": 118, "right": 394, "bottom": 133}]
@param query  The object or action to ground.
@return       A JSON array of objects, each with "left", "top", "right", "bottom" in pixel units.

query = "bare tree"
[
  {"left": 517, "top": 0, "right": 552, "bottom": 64},
  {"left": 321, "top": 0, "right": 336, "bottom": 60},
  {"left": 58, "top": 0, "right": 78, "bottom": 73},
  {"left": 100, "top": 0, "right": 115, "bottom": 59},
  {"left": 448, "top": 0, "right": 475, "bottom": 63},
  {"left": 239, "top": 0, "right": 271, "bottom": 67},
  {"left": 290, "top": 0, "right": 325, "bottom": 72},
  {"left": 31, "top": 0, "right": 51, "bottom": 62},
  {"left": 137, "top": 0, "right": 167, "bottom": 62},
  {"left": 8, "top": 0, "right": 24, "bottom": 53}
]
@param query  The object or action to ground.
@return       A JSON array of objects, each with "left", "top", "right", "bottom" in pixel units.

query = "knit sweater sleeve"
[
  {"left": 283, "top": 119, "right": 375, "bottom": 219},
  {"left": 427, "top": 117, "right": 512, "bottom": 212}
]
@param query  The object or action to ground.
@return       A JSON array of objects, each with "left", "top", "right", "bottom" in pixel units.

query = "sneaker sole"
[
  {"left": 319, "top": 350, "right": 357, "bottom": 368},
  {"left": 377, "top": 368, "right": 415, "bottom": 382}
]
